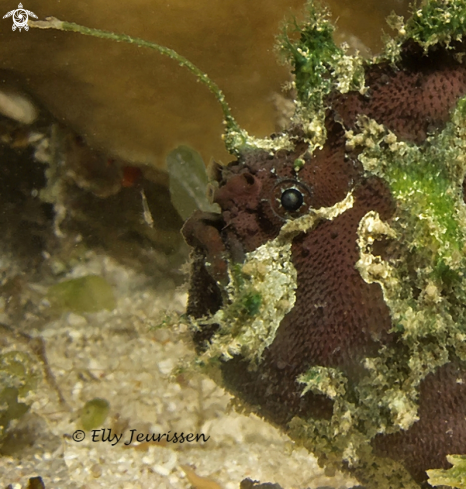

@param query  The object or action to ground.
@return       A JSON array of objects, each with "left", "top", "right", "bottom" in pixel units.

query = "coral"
[
  {"left": 0, "top": 0, "right": 409, "bottom": 167},
  {"left": 182, "top": 1, "right": 466, "bottom": 488}
]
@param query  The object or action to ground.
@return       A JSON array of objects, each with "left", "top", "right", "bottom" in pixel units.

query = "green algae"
[
  {"left": 299, "top": 366, "right": 347, "bottom": 400},
  {"left": 0, "top": 351, "right": 41, "bottom": 443},
  {"left": 194, "top": 241, "right": 297, "bottom": 366},
  {"left": 278, "top": 1, "right": 366, "bottom": 150},
  {"left": 407, "top": 0, "right": 466, "bottom": 49},
  {"left": 47, "top": 275, "right": 116, "bottom": 314},
  {"left": 241, "top": 291, "right": 262, "bottom": 317},
  {"left": 280, "top": 4, "right": 341, "bottom": 107},
  {"left": 280, "top": 3, "right": 366, "bottom": 107},
  {"left": 348, "top": 105, "right": 466, "bottom": 276},
  {"left": 293, "top": 157, "right": 306, "bottom": 171},
  {"left": 428, "top": 455, "right": 466, "bottom": 488},
  {"left": 350, "top": 99, "right": 466, "bottom": 347},
  {"left": 80, "top": 398, "right": 110, "bottom": 431}
]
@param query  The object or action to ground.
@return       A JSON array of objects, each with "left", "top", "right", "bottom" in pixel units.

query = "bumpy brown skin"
[{"left": 182, "top": 39, "right": 466, "bottom": 487}]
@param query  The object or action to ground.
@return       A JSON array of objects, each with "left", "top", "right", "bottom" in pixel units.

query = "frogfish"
[{"left": 182, "top": 1, "right": 466, "bottom": 488}]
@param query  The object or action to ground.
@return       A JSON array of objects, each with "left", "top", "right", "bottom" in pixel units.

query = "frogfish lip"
[
  {"left": 182, "top": 168, "right": 260, "bottom": 286},
  {"left": 181, "top": 209, "right": 228, "bottom": 284}
]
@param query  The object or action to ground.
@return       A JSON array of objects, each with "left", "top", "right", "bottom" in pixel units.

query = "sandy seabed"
[{"left": 0, "top": 248, "right": 357, "bottom": 489}]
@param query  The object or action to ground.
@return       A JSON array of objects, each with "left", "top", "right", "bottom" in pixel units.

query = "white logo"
[{"left": 3, "top": 3, "right": 37, "bottom": 32}]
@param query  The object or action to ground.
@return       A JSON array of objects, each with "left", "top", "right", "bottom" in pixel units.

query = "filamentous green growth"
[
  {"left": 30, "top": 17, "right": 295, "bottom": 156},
  {"left": 278, "top": 2, "right": 366, "bottom": 150}
]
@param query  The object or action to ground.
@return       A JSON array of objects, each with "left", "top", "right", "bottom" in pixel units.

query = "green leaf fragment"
[{"left": 166, "top": 145, "right": 220, "bottom": 221}]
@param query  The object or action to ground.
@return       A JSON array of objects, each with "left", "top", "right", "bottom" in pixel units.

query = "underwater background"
[{"left": 0, "top": 0, "right": 442, "bottom": 488}]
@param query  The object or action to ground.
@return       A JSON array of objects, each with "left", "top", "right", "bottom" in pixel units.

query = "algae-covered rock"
[
  {"left": 47, "top": 275, "right": 116, "bottom": 314},
  {"left": 0, "top": 0, "right": 409, "bottom": 168}
]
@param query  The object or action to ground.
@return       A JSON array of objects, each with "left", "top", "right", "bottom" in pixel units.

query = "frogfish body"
[{"left": 183, "top": 2, "right": 466, "bottom": 488}]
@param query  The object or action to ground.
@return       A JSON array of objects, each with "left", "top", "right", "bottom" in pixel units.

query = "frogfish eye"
[
  {"left": 281, "top": 188, "right": 304, "bottom": 211},
  {"left": 270, "top": 180, "right": 312, "bottom": 220}
]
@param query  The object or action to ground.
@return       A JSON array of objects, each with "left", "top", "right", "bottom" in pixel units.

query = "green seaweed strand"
[{"left": 29, "top": 17, "right": 247, "bottom": 155}]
